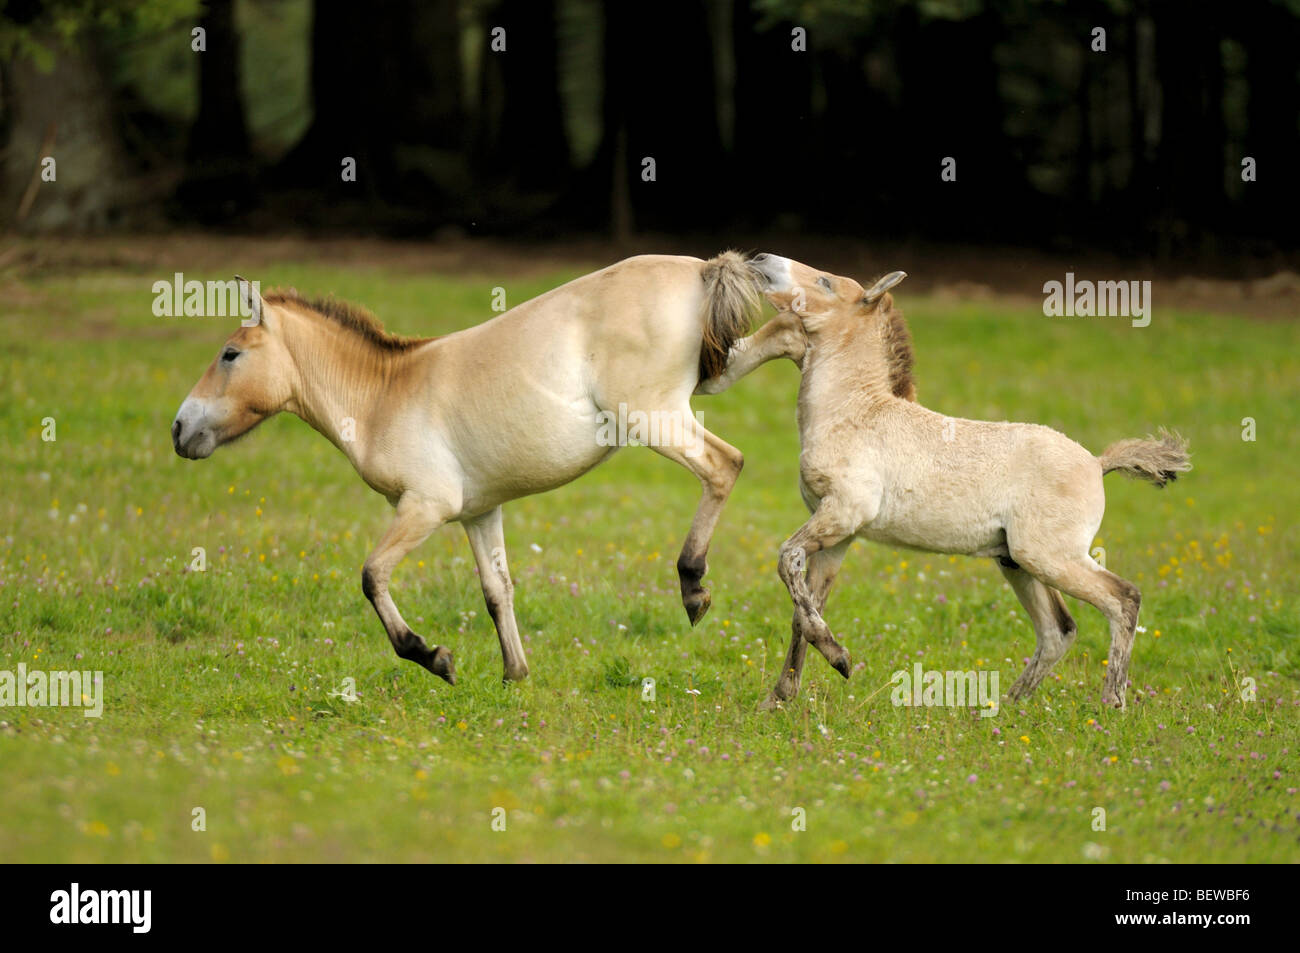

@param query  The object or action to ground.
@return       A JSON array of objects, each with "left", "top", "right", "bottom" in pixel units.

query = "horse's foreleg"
[
  {"left": 649, "top": 418, "right": 744, "bottom": 626},
  {"left": 362, "top": 494, "right": 455, "bottom": 684},
  {"left": 777, "top": 504, "right": 857, "bottom": 679},
  {"left": 463, "top": 507, "right": 529, "bottom": 683},
  {"left": 693, "top": 313, "right": 805, "bottom": 396},
  {"left": 760, "top": 539, "right": 850, "bottom": 709}
]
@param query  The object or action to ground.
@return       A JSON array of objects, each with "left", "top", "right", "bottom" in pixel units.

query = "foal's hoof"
[
  {"left": 1100, "top": 675, "right": 1128, "bottom": 709},
  {"left": 429, "top": 645, "right": 456, "bottom": 685},
  {"left": 757, "top": 693, "right": 785, "bottom": 712},
  {"left": 684, "top": 589, "right": 712, "bottom": 627},
  {"left": 830, "top": 650, "right": 852, "bottom": 680}
]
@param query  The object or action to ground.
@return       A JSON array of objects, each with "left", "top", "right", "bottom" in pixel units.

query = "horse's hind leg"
[
  {"left": 777, "top": 502, "right": 859, "bottom": 679},
  {"left": 998, "top": 560, "right": 1077, "bottom": 701},
  {"left": 463, "top": 506, "right": 529, "bottom": 683},
  {"left": 760, "top": 539, "right": 850, "bottom": 709},
  {"left": 648, "top": 414, "right": 744, "bottom": 626},
  {"left": 362, "top": 493, "right": 456, "bottom": 684},
  {"left": 1028, "top": 556, "right": 1141, "bottom": 709}
]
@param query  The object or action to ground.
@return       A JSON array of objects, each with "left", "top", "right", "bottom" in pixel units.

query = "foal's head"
[
  {"left": 749, "top": 254, "right": 905, "bottom": 330},
  {"left": 748, "top": 254, "right": 914, "bottom": 399},
  {"left": 171, "top": 281, "right": 295, "bottom": 459}
]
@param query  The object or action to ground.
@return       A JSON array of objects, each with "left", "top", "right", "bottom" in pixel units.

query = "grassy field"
[{"left": 2, "top": 247, "right": 1297, "bottom": 863}]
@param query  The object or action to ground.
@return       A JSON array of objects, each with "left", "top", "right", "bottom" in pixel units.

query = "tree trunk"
[
  {"left": 477, "top": 0, "right": 569, "bottom": 190},
  {"left": 186, "top": 0, "right": 249, "bottom": 162},
  {"left": 1240, "top": 2, "right": 1300, "bottom": 250},
  {"left": 179, "top": 0, "right": 254, "bottom": 220},
  {"left": 2, "top": 34, "right": 134, "bottom": 230},
  {"left": 1152, "top": 2, "right": 1225, "bottom": 256},
  {"left": 731, "top": 0, "right": 814, "bottom": 228},
  {"left": 571, "top": 0, "right": 724, "bottom": 236},
  {"left": 895, "top": 8, "right": 1010, "bottom": 241},
  {"left": 274, "top": 0, "right": 463, "bottom": 210}
]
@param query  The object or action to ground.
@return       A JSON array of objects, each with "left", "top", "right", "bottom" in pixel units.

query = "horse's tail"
[
  {"left": 1097, "top": 429, "right": 1191, "bottom": 488},
  {"left": 698, "top": 250, "right": 762, "bottom": 381}
]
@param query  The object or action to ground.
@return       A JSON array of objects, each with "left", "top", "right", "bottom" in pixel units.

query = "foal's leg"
[
  {"left": 693, "top": 312, "right": 805, "bottom": 396},
  {"left": 998, "top": 560, "right": 1078, "bottom": 701},
  {"left": 463, "top": 507, "right": 529, "bottom": 683},
  {"left": 777, "top": 502, "right": 860, "bottom": 678},
  {"left": 1025, "top": 555, "right": 1141, "bottom": 709},
  {"left": 362, "top": 493, "right": 456, "bottom": 684},
  {"left": 760, "top": 539, "right": 850, "bottom": 709},
  {"left": 648, "top": 415, "right": 744, "bottom": 626}
]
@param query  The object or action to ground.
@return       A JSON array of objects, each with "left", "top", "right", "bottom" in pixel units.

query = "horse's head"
[
  {"left": 749, "top": 255, "right": 915, "bottom": 399},
  {"left": 748, "top": 253, "right": 906, "bottom": 336},
  {"left": 171, "top": 280, "right": 295, "bottom": 460}
]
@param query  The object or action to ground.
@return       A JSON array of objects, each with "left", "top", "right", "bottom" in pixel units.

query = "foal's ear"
[
  {"left": 863, "top": 270, "right": 907, "bottom": 307},
  {"left": 233, "top": 275, "right": 265, "bottom": 327}
]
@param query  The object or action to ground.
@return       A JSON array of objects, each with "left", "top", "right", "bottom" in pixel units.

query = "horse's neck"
[
  {"left": 801, "top": 331, "right": 894, "bottom": 408},
  {"left": 282, "top": 313, "right": 401, "bottom": 455}
]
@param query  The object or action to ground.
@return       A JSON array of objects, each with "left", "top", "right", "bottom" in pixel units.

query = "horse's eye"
[
  {"left": 221, "top": 348, "right": 240, "bottom": 363},
  {"left": 817, "top": 276, "right": 832, "bottom": 292}
]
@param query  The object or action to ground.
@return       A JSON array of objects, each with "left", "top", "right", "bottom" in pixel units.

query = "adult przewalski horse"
[
  {"left": 172, "top": 253, "right": 761, "bottom": 684},
  {"left": 699, "top": 254, "right": 1190, "bottom": 710}
]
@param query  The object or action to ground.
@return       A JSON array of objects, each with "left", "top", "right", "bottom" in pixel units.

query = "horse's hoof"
[
  {"left": 684, "top": 590, "right": 712, "bottom": 626},
  {"left": 832, "top": 651, "right": 852, "bottom": 679},
  {"left": 502, "top": 664, "right": 529, "bottom": 683},
  {"left": 757, "top": 693, "right": 785, "bottom": 711},
  {"left": 430, "top": 645, "right": 456, "bottom": 685}
]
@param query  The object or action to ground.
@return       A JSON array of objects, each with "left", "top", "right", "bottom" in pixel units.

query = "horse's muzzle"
[
  {"left": 171, "top": 405, "right": 215, "bottom": 459},
  {"left": 748, "top": 253, "right": 792, "bottom": 292},
  {"left": 171, "top": 417, "right": 195, "bottom": 458}
]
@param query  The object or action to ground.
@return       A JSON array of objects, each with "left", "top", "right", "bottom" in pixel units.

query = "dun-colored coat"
[
  {"left": 173, "top": 254, "right": 762, "bottom": 684},
  {"left": 701, "top": 254, "right": 1190, "bottom": 710}
]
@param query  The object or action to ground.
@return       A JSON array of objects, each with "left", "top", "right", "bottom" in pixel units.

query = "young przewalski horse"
[
  {"left": 172, "top": 254, "right": 761, "bottom": 684},
  {"left": 701, "top": 255, "right": 1190, "bottom": 710}
]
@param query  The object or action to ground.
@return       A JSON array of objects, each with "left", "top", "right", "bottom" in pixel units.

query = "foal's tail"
[
  {"left": 1097, "top": 429, "right": 1191, "bottom": 488},
  {"left": 698, "top": 250, "right": 763, "bottom": 381}
]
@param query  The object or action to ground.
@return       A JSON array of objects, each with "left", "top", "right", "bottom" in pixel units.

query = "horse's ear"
[
  {"left": 234, "top": 275, "right": 264, "bottom": 327},
  {"left": 863, "top": 270, "right": 907, "bottom": 307}
]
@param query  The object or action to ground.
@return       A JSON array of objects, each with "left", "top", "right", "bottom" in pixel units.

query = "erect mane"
[
  {"left": 878, "top": 296, "right": 917, "bottom": 401},
  {"left": 264, "top": 289, "right": 428, "bottom": 352}
]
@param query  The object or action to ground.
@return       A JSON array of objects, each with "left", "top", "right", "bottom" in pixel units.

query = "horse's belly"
[
  {"left": 862, "top": 489, "right": 1005, "bottom": 556},
  {"left": 455, "top": 408, "right": 618, "bottom": 514}
]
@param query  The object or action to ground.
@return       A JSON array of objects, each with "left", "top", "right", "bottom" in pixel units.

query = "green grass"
[{"left": 2, "top": 255, "right": 1298, "bottom": 862}]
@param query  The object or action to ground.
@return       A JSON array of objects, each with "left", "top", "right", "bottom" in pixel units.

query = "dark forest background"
[{"left": 2, "top": 0, "right": 1298, "bottom": 262}]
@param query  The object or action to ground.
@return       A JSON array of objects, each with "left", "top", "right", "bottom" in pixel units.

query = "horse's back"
[
  {"left": 396, "top": 255, "right": 713, "bottom": 510},
  {"left": 483, "top": 253, "right": 711, "bottom": 410}
]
